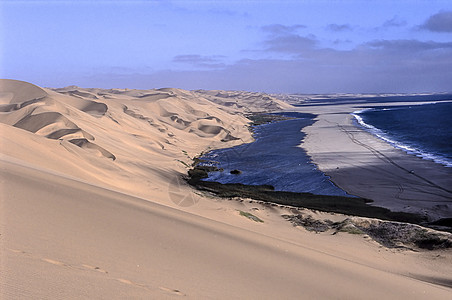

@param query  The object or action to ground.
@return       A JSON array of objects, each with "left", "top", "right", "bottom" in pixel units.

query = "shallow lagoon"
[{"left": 201, "top": 112, "right": 351, "bottom": 196}]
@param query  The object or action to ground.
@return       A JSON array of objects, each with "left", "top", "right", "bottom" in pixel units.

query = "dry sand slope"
[
  {"left": 1, "top": 79, "right": 451, "bottom": 299},
  {"left": 0, "top": 79, "right": 261, "bottom": 202}
]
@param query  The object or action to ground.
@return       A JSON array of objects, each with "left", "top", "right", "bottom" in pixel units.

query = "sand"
[
  {"left": 298, "top": 101, "right": 452, "bottom": 221},
  {"left": 1, "top": 79, "right": 451, "bottom": 298}
]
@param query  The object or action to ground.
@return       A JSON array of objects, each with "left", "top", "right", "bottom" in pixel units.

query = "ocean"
[
  {"left": 200, "top": 96, "right": 452, "bottom": 197},
  {"left": 353, "top": 101, "right": 452, "bottom": 168},
  {"left": 200, "top": 112, "right": 350, "bottom": 196}
]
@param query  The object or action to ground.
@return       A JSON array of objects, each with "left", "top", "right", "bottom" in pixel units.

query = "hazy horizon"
[{"left": 2, "top": 0, "right": 452, "bottom": 93}]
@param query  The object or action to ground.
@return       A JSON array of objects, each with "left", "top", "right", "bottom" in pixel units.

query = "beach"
[
  {"left": 299, "top": 101, "right": 452, "bottom": 221},
  {"left": 1, "top": 80, "right": 451, "bottom": 298},
  {"left": 197, "top": 112, "right": 350, "bottom": 196}
]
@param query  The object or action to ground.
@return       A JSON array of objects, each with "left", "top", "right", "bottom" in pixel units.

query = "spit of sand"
[{"left": 1, "top": 80, "right": 451, "bottom": 299}]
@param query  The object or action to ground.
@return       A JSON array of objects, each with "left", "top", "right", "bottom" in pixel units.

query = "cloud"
[
  {"left": 263, "top": 34, "right": 317, "bottom": 53},
  {"left": 365, "top": 39, "right": 452, "bottom": 52},
  {"left": 82, "top": 37, "right": 452, "bottom": 94},
  {"left": 74, "top": 22, "right": 452, "bottom": 93},
  {"left": 333, "top": 39, "right": 352, "bottom": 45},
  {"left": 258, "top": 24, "right": 317, "bottom": 54},
  {"left": 173, "top": 54, "right": 226, "bottom": 69},
  {"left": 206, "top": 8, "right": 249, "bottom": 17},
  {"left": 421, "top": 11, "right": 452, "bottom": 32},
  {"left": 261, "top": 24, "right": 306, "bottom": 35},
  {"left": 382, "top": 16, "right": 407, "bottom": 28},
  {"left": 326, "top": 24, "right": 353, "bottom": 32},
  {"left": 81, "top": 44, "right": 452, "bottom": 93},
  {"left": 159, "top": 36, "right": 452, "bottom": 92}
]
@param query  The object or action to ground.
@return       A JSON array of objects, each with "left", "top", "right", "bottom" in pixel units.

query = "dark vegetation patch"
[
  {"left": 185, "top": 112, "right": 452, "bottom": 246},
  {"left": 282, "top": 214, "right": 333, "bottom": 233},
  {"left": 246, "top": 113, "right": 296, "bottom": 126},
  {"left": 350, "top": 219, "right": 452, "bottom": 250},
  {"left": 281, "top": 214, "right": 452, "bottom": 250},
  {"left": 186, "top": 163, "right": 452, "bottom": 234},
  {"left": 239, "top": 210, "right": 264, "bottom": 223},
  {"left": 187, "top": 164, "right": 425, "bottom": 224}
]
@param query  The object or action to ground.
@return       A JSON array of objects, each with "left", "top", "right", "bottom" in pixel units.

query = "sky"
[{"left": 1, "top": 0, "right": 452, "bottom": 93}]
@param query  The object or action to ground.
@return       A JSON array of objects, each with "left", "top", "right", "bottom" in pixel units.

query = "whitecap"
[{"left": 352, "top": 107, "right": 452, "bottom": 168}]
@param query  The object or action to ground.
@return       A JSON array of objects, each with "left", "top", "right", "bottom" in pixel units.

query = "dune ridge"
[
  {"left": 0, "top": 79, "right": 259, "bottom": 197},
  {"left": 194, "top": 89, "right": 293, "bottom": 112},
  {"left": 1, "top": 79, "right": 451, "bottom": 299}
]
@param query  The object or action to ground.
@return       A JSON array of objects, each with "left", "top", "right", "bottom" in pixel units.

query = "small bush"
[{"left": 239, "top": 210, "right": 264, "bottom": 223}]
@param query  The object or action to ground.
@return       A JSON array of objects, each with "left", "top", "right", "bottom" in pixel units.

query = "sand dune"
[
  {"left": 3, "top": 159, "right": 452, "bottom": 299},
  {"left": 0, "top": 79, "right": 47, "bottom": 104},
  {"left": 195, "top": 89, "right": 293, "bottom": 112},
  {"left": 1, "top": 79, "right": 451, "bottom": 298},
  {"left": 0, "top": 79, "right": 254, "bottom": 199}
]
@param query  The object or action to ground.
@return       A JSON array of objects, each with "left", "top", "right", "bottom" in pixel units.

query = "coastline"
[
  {"left": 2, "top": 80, "right": 452, "bottom": 298},
  {"left": 298, "top": 101, "right": 452, "bottom": 221},
  {"left": 351, "top": 102, "right": 452, "bottom": 168},
  {"left": 198, "top": 112, "right": 350, "bottom": 196}
]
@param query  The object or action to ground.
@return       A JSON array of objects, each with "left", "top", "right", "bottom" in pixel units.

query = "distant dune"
[
  {"left": 194, "top": 89, "right": 293, "bottom": 112},
  {"left": 0, "top": 79, "right": 273, "bottom": 198},
  {"left": 1, "top": 79, "right": 451, "bottom": 299}
]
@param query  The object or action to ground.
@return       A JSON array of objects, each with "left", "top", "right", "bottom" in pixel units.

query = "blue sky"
[{"left": 1, "top": 0, "right": 452, "bottom": 93}]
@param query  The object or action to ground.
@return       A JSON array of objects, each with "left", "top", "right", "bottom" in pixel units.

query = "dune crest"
[
  {"left": 194, "top": 89, "right": 293, "bottom": 112},
  {"left": 2, "top": 80, "right": 452, "bottom": 299},
  {"left": 0, "top": 79, "right": 261, "bottom": 198},
  {"left": 0, "top": 79, "right": 48, "bottom": 104}
]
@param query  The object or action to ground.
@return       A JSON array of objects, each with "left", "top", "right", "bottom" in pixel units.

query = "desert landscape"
[{"left": 1, "top": 79, "right": 451, "bottom": 299}]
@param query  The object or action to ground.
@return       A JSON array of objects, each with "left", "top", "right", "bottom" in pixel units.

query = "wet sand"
[
  {"left": 299, "top": 101, "right": 452, "bottom": 221},
  {"left": 1, "top": 80, "right": 451, "bottom": 298}
]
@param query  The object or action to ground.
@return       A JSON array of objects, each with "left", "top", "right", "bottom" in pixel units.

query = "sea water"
[
  {"left": 200, "top": 97, "right": 452, "bottom": 197},
  {"left": 201, "top": 112, "right": 350, "bottom": 196},
  {"left": 353, "top": 101, "right": 452, "bottom": 168}
]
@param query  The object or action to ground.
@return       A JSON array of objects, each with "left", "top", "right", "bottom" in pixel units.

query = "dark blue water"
[
  {"left": 200, "top": 112, "right": 350, "bottom": 196},
  {"left": 353, "top": 101, "right": 452, "bottom": 167}
]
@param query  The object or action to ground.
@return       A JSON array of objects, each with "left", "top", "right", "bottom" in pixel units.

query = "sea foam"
[{"left": 352, "top": 104, "right": 452, "bottom": 168}]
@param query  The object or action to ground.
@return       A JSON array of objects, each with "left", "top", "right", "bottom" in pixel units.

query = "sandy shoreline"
[
  {"left": 298, "top": 101, "right": 452, "bottom": 221},
  {"left": 1, "top": 80, "right": 451, "bottom": 298}
]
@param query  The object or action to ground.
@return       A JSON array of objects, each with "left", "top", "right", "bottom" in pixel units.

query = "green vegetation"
[
  {"left": 181, "top": 149, "right": 192, "bottom": 159},
  {"left": 239, "top": 210, "right": 264, "bottom": 223},
  {"left": 338, "top": 225, "right": 364, "bottom": 235},
  {"left": 177, "top": 159, "right": 190, "bottom": 168}
]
